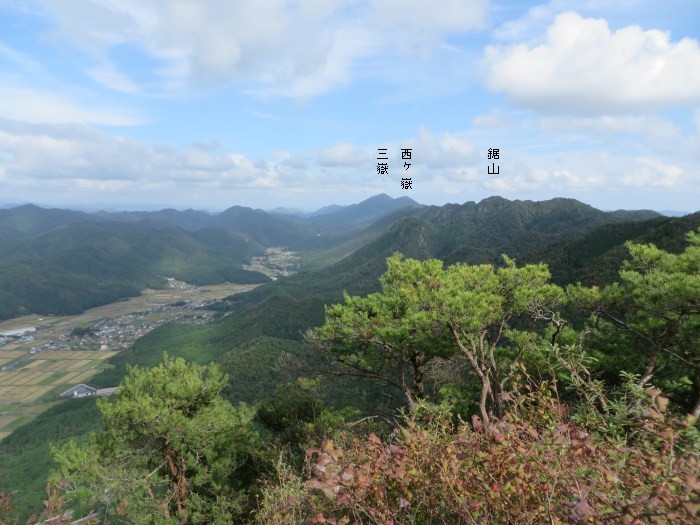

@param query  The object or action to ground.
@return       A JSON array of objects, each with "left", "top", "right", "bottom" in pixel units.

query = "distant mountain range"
[
  {"left": 0, "top": 194, "right": 423, "bottom": 320},
  {"left": 85, "top": 195, "right": 699, "bottom": 394},
  {"left": 1, "top": 193, "right": 694, "bottom": 323},
  {"left": 3, "top": 193, "right": 700, "bottom": 521},
  {"left": 659, "top": 210, "right": 691, "bottom": 217},
  {"left": 0, "top": 194, "right": 422, "bottom": 245}
]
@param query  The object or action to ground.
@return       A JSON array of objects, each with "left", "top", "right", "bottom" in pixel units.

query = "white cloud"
[
  {"left": 539, "top": 115, "right": 681, "bottom": 136},
  {"left": 482, "top": 163, "right": 602, "bottom": 194},
  {"left": 485, "top": 11, "right": 700, "bottom": 114},
  {"left": 402, "top": 128, "right": 480, "bottom": 169},
  {"left": 37, "top": 0, "right": 487, "bottom": 97},
  {"left": 0, "top": 40, "right": 44, "bottom": 74},
  {"left": 493, "top": 0, "right": 644, "bottom": 41},
  {"left": 315, "top": 141, "right": 369, "bottom": 168},
  {"left": 1, "top": 118, "right": 696, "bottom": 211},
  {"left": 538, "top": 114, "right": 687, "bottom": 154},
  {"left": 0, "top": 119, "right": 269, "bottom": 187},
  {"left": 0, "top": 123, "right": 485, "bottom": 207},
  {"left": 622, "top": 157, "right": 683, "bottom": 188},
  {"left": 0, "top": 80, "right": 145, "bottom": 125},
  {"left": 470, "top": 140, "right": 698, "bottom": 205},
  {"left": 87, "top": 63, "right": 139, "bottom": 93}
]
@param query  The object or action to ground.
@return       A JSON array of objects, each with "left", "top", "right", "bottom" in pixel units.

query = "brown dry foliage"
[{"left": 260, "top": 383, "right": 700, "bottom": 525}]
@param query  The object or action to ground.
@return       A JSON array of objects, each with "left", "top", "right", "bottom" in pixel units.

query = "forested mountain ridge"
[
  {"left": 86, "top": 197, "right": 684, "bottom": 394},
  {"left": 0, "top": 204, "right": 104, "bottom": 242},
  {"left": 0, "top": 194, "right": 422, "bottom": 245},
  {"left": 0, "top": 195, "right": 674, "bottom": 324},
  {"left": 0, "top": 224, "right": 269, "bottom": 320},
  {"left": 0, "top": 195, "right": 422, "bottom": 320},
  {"left": 528, "top": 211, "right": 700, "bottom": 285},
  {"left": 306, "top": 193, "right": 423, "bottom": 233},
  {"left": 2, "top": 195, "right": 698, "bottom": 522},
  {"left": 225, "top": 196, "right": 663, "bottom": 312},
  {"left": 3, "top": 225, "right": 699, "bottom": 524}
]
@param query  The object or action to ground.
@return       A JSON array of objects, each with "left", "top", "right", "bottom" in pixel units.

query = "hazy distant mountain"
[
  {"left": 0, "top": 194, "right": 426, "bottom": 248},
  {"left": 0, "top": 195, "right": 666, "bottom": 322},
  {"left": 267, "top": 207, "right": 308, "bottom": 216},
  {"left": 0, "top": 204, "right": 103, "bottom": 241},
  {"left": 308, "top": 203, "right": 346, "bottom": 216},
  {"left": 96, "top": 208, "right": 214, "bottom": 231},
  {"left": 212, "top": 205, "right": 313, "bottom": 246},
  {"left": 607, "top": 208, "right": 665, "bottom": 221},
  {"left": 659, "top": 210, "right": 692, "bottom": 217},
  {"left": 0, "top": 196, "right": 431, "bottom": 322},
  {"left": 308, "top": 194, "right": 423, "bottom": 233}
]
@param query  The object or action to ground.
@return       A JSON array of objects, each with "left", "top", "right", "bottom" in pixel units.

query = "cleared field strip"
[
  {"left": 60, "top": 371, "right": 89, "bottom": 384},
  {"left": 21, "top": 359, "right": 45, "bottom": 369},
  {"left": 0, "top": 356, "right": 22, "bottom": 367},
  {"left": 69, "top": 370, "right": 101, "bottom": 384},
  {"left": 20, "top": 386, "right": 49, "bottom": 401},
  {"left": 36, "top": 351, "right": 117, "bottom": 360},
  {"left": 38, "top": 372, "right": 66, "bottom": 385},
  {"left": 0, "top": 282, "right": 258, "bottom": 436},
  {"left": 30, "top": 372, "right": 54, "bottom": 384},
  {"left": 0, "top": 351, "right": 118, "bottom": 405},
  {"left": 0, "top": 415, "right": 19, "bottom": 430},
  {"left": 0, "top": 373, "right": 26, "bottom": 386},
  {"left": 0, "top": 385, "right": 54, "bottom": 402},
  {"left": 0, "top": 403, "right": 18, "bottom": 413},
  {"left": 0, "top": 351, "right": 26, "bottom": 368}
]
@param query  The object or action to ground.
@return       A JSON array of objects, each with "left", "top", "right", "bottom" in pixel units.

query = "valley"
[
  {"left": 1, "top": 195, "right": 698, "bottom": 523},
  {"left": 243, "top": 246, "right": 300, "bottom": 278},
  {"left": 0, "top": 280, "right": 259, "bottom": 439}
]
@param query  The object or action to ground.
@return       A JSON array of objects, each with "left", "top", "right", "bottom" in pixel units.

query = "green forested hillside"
[
  {"left": 224, "top": 197, "right": 663, "bottom": 314},
  {"left": 0, "top": 224, "right": 269, "bottom": 320},
  {"left": 0, "top": 398, "right": 104, "bottom": 521},
  {"left": 0, "top": 195, "right": 427, "bottom": 320},
  {"left": 529, "top": 212, "right": 700, "bottom": 285},
  {"left": 4, "top": 229, "right": 698, "bottom": 524},
  {"left": 306, "top": 193, "right": 423, "bottom": 235},
  {"left": 3, "top": 197, "right": 697, "bottom": 523},
  {"left": 0, "top": 204, "right": 102, "bottom": 242},
  {"left": 62, "top": 197, "right": 687, "bottom": 399}
]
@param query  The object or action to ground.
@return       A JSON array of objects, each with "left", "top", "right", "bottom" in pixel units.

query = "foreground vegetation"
[{"left": 3, "top": 229, "right": 699, "bottom": 524}]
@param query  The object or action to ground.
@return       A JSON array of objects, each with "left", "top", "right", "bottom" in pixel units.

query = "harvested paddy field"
[{"left": 0, "top": 281, "right": 260, "bottom": 439}]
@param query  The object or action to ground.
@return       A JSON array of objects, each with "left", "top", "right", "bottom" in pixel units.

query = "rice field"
[
  {"left": 0, "top": 348, "right": 119, "bottom": 438},
  {"left": 0, "top": 282, "right": 259, "bottom": 439}
]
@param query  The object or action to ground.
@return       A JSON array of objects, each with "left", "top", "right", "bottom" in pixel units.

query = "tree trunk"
[
  {"left": 479, "top": 376, "right": 491, "bottom": 426},
  {"left": 410, "top": 351, "right": 425, "bottom": 400},
  {"left": 638, "top": 346, "right": 662, "bottom": 386},
  {"left": 691, "top": 374, "right": 700, "bottom": 424},
  {"left": 164, "top": 444, "right": 188, "bottom": 524}
]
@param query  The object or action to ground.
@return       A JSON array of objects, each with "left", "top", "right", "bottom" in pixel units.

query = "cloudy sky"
[{"left": 1, "top": 0, "right": 699, "bottom": 212}]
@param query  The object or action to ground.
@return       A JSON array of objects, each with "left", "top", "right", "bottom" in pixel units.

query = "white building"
[
  {"left": 60, "top": 384, "right": 118, "bottom": 398},
  {"left": 0, "top": 327, "right": 37, "bottom": 338}
]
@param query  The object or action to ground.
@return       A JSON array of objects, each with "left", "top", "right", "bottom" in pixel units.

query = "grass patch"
[
  {"left": 37, "top": 372, "right": 65, "bottom": 386},
  {"left": 13, "top": 401, "right": 59, "bottom": 414},
  {"left": 5, "top": 415, "right": 32, "bottom": 431},
  {"left": 37, "top": 383, "right": 75, "bottom": 402}
]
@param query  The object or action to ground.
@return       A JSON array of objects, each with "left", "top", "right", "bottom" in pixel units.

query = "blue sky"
[{"left": 0, "top": 0, "right": 699, "bottom": 212}]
